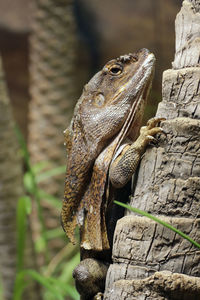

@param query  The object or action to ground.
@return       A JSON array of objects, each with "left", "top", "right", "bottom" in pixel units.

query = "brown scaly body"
[{"left": 62, "top": 48, "right": 164, "bottom": 256}]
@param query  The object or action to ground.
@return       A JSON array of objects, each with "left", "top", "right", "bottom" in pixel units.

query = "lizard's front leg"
[{"left": 109, "top": 118, "right": 165, "bottom": 188}]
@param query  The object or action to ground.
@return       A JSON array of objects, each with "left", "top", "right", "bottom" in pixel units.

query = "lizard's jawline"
[
  {"left": 128, "top": 74, "right": 152, "bottom": 140},
  {"left": 114, "top": 71, "right": 153, "bottom": 156},
  {"left": 112, "top": 53, "right": 155, "bottom": 152}
]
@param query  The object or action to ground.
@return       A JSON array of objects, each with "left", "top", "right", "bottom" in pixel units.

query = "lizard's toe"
[
  {"left": 146, "top": 117, "right": 166, "bottom": 129},
  {"left": 146, "top": 135, "right": 157, "bottom": 142},
  {"left": 140, "top": 126, "right": 165, "bottom": 138},
  {"left": 147, "top": 126, "right": 165, "bottom": 137},
  {"left": 138, "top": 121, "right": 167, "bottom": 148}
]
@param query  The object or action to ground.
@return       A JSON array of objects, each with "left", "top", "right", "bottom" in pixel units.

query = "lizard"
[{"left": 62, "top": 48, "right": 164, "bottom": 299}]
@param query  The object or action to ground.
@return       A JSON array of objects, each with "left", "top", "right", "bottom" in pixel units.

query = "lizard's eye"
[{"left": 109, "top": 64, "right": 123, "bottom": 76}]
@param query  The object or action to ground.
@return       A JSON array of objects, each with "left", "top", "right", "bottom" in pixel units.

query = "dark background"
[{"left": 0, "top": 0, "right": 181, "bottom": 137}]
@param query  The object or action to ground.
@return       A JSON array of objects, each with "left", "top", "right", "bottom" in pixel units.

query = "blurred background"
[
  {"left": 0, "top": 0, "right": 182, "bottom": 300},
  {"left": 1, "top": 0, "right": 181, "bottom": 137}
]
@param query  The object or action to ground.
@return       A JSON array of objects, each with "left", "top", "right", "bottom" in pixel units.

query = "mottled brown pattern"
[{"left": 62, "top": 48, "right": 156, "bottom": 252}]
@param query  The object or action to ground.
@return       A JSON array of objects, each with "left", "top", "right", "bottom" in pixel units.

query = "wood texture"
[
  {"left": 104, "top": 1, "right": 200, "bottom": 299},
  {"left": 28, "top": 0, "right": 79, "bottom": 259},
  {"left": 0, "top": 56, "right": 19, "bottom": 300},
  {"left": 0, "top": 58, "right": 39, "bottom": 300},
  {"left": 29, "top": 0, "right": 78, "bottom": 197}
]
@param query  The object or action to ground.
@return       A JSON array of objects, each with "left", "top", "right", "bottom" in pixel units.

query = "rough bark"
[
  {"left": 28, "top": 0, "right": 79, "bottom": 257},
  {"left": 29, "top": 0, "right": 78, "bottom": 196},
  {"left": 0, "top": 56, "right": 18, "bottom": 300},
  {"left": 104, "top": 1, "right": 200, "bottom": 299},
  {"left": 0, "top": 58, "right": 39, "bottom": 300}
]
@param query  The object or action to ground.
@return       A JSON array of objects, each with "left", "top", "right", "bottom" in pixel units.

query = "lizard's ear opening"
[{"left": 94, "top": 92, "right": 105, "bottom": 107}]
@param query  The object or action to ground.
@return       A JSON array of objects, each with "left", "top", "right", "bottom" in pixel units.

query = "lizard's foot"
[
  {"left": 137, "top": 117, "right": 166, "bottom": 147},
  {"left": 109, "top": 117, "right": 166, "bottom": 188},
  {"left": 146, "top": 117, "right": 166, "bottom": 128}
]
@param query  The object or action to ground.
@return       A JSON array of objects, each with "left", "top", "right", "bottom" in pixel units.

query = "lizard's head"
[{"left": 71, "top": 48, "right": 155, "bottom": 153}]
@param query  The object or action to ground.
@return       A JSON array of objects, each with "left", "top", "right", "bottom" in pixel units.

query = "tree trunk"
[
  {"left": 0, "top": 58, "right": 39, "bottom": 300},
  {"left": 28, "top": 0, "right": 79, "bottom": 258},
  {"left": 104, "top": 1, "right": 200, "bottom": 299},
  {"left": 0, "top": 56, "right": 18, "bottom": 300}
]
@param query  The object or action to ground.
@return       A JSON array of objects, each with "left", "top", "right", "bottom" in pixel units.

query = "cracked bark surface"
[{"left": 104, "top": 1, "right": 200, "bottom": 299}]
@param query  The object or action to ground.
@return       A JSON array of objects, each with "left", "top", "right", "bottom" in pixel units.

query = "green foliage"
[
  {"left": 14, "top": 127, "right": 80, "bottom": 300},
  {"left": 16, "top": 196, "right": 30, "bottom": 272},
  {"left": 0, "top": 273, "right": 5, "bottom": 300},
  {"left": 115, "top": 201, "right": 200, "bottom": 249},
  {"left": 36, "top": 165, "right": 66, "bottom": 183},
  {"left": 14, "top": 270, "right": 79, "bottom": 300}
]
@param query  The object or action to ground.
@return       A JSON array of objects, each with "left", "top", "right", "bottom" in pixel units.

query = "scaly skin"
[
  {"left": 109, "top": 117, "right": 165, "bottom": 188},
  {"left": 62, "top": 49, "right": 166, "bottom": 300},
  {"left": 73, "top": 259, "right": 108, "bottom": 300},
  {"left": 62, "top": 48, "right": 156, "bottom": 253}
]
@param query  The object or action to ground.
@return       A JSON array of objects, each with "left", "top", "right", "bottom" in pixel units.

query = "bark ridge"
[{"left": 104, "top": 1, "right": 200, "bottom": 299}]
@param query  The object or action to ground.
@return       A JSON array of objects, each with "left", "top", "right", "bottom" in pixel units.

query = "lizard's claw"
[
  {"left": 93, "top": 292, "right": 104, "bottom": 300},
  {"left": 146, "top": 135, "right": 158, "bottom": 145},
  {"left": 141, "top": 117, "right": 166, "bottom": 137},
  {"left": 146, "top": 117, "right": 166, "bottom": 128},
  {"left": 137, "top": 117, "right": 166, "bottom": 149}
]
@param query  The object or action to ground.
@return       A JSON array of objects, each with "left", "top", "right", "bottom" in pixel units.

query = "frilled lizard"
[{"left": 62, "top": 48, "right": 164, "bottom": 299}]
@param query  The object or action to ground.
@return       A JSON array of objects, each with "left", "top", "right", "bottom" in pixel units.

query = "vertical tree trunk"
[
  {"left": 0, "top": 58, "right": 39, "bottom": 300},
  {"left": 0, "top": 56, "right": 18, "bottom": 300},
  {"left": 29, "top": 0, "right": 78, "bottom": 195},
  {"left": 28, "top": 0, "right": 79, "bottom": 256},
  {"left": 104, "top": 1, "right": 200, "bottom": 299}
]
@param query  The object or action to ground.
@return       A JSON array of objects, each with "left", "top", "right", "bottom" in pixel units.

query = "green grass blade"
[
  {"left": 45, "top": 228, "right": 65, "bottom": 240},
  {"left": 23, "top": 172, "right": 35, "bottom": 194},
  {"left": 14, "top": 125, "right": 30, "bottom": 168},
  {"left": 14, "top": 196, "right": 30, "bottom": 300},
  {"left": 36, "top": 166, "right": 66, "bottom": 183},
  {"left": 114, "top": 201, "right": 200, "bottom": 249},
  {"left": 32, "top": 161, "right": 50, "bottom": 174},
  {"left": 26, "top": 270, "right": 64, "bottom": 300},
  {"left": 13, "top": 272, "right": 28, "bottom": 300},
  {"left": 47, "top": 277, "right": 79, "bottom": 300},
  {"left": 0, "top": 273, "right": 5, "bottom": 300},
  {"left": 25, "top": 270, "right": 79, "bottom": 300},
  {"left": 38, "top": 190, "right": 62, "bottom": 210},
  {"left": 15, "top": 126, "right": 48, "bottom": 256},
  {"left": 15, "top": 270, "right": 64, "bottom": 300},
  {"left": 59, "top": 252, "right": 80, "bottom": 283},
  {"left": 16, "top": 196, "right": 29, "bottom": 272}
]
